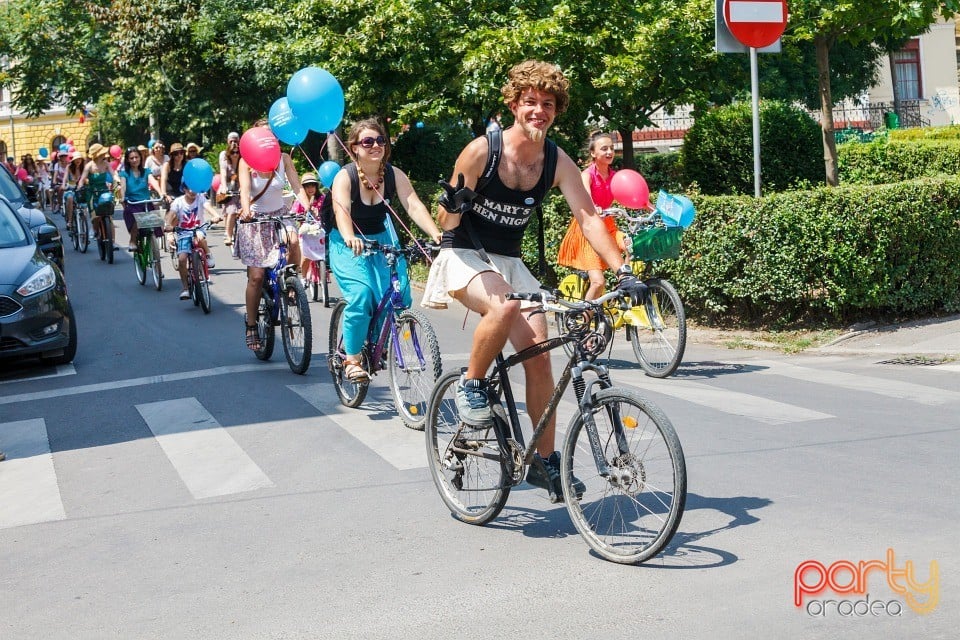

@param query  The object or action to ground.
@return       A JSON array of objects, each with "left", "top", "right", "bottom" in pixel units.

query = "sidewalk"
[{"left": 813, "top": 314, "right": 960, "bottom": 357}]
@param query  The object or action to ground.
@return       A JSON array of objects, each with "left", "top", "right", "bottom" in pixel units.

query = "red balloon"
[
  {"left": 239, "top": 127, "right": 281, "bottom": 173},
  {"left": 15, "top": 167, "right": 28, "bottom": 181},
  {"left": 610, "top": 169, "right": 650, "bottom": 209},
  {"left": 109, "top": 160, "right": 119, "bottom": 172},
  {"left": 109, "top": 144, "right": 122, "bottom": 159},
  {"left": 211, "top": 175, "right": 222, "bottom": 192}
]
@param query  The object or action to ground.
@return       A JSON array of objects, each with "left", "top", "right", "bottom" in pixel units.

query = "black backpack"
[
  {"left": 470, "top": 128, "right": 557, "bottom": 278},
  {"left": 320, "top": 162, "right": 397, "bottom": 233}
]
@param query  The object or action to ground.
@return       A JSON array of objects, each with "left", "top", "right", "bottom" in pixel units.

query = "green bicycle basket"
[{"left": 631, "top": 227, "right": 683, "bottom": 261}]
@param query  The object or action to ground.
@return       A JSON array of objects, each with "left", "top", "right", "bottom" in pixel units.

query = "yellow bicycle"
[{"left": 555, "top": 207, "right": 686, "bottom": 378}]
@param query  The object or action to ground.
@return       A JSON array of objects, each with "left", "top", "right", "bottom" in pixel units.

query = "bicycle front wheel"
[
  {"left": 555, "top": 272, "right": 588, "bottom": 357},
  {"left": 319, "top": 259, "right": 330, "bottom": 307},
  {"left": 626, "top": 278, "right": 686, "bottom": 378},
  {"left": 78, "top": 213, "right": 89, "bottom": 253},
  {"left": 425, "top": 372, "right": 510, "bottom": 525},
  {"left": 135, "top": 236, "right": 147, "bottom": 285},
  {"left": 281, "top": 275, "right": 312, "bottom": 374},
  {"left": 150, "top": 235, "right": 163, "bottom": 291},
  {"left": 104, "top": 219, "right": 114, "bottom": 264},
  {"left": 388, "top": 309, "right": 442, "bottom": 430},
  {"left": 194, "top": 251, "right": 211, "bottom": 314},
  {"left": 561, "top": 388, "right": 686, "bottom": 564},
  {"left": 327, "top": 300, "right": 368, "bottom": 407}
]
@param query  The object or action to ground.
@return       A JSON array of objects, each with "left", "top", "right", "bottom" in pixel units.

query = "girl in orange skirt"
[{"left": 557, "top": 132, "right": 623, "bottom": 299}]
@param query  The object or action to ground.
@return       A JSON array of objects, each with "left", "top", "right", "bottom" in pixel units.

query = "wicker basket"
[{"left": 132, "top": 210, "right": 165, "bottom": 229}]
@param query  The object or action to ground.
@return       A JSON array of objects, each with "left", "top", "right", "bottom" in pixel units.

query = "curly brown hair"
[{"left": 501, "top": 60, "right": 570, "bottom": 115}]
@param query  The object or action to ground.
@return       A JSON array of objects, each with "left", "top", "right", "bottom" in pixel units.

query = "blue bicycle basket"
[{"left": 94, "top": 191, "right": 114, "bottom": 217}]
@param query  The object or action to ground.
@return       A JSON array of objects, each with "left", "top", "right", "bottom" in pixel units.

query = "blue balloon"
[
  {"left": 317, "top": 160, "right": 341, "bottom": 189},
  {"left": 287, "top": 67, "right": 345, "bottom": 134},
  {"left": 183, "top": 158, "right": 215, "bottom": 193},
  {"left": 38, "top": 147, "right": 49, "bottom": 158},
  {"left": 268, "top": 97, "right": 308, "bottom": 145},
  {"left": 148, "top": 139, "right": 156, "bottom": 149},
  {"left": 415, "top": 121, "right": 424, "bottom": 128},
  {"left": 59, "top": 143, "right": 70, "bottom": 153}
]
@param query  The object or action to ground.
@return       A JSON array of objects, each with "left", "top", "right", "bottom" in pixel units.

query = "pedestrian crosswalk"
[{"left": 1, "top": 356, "right": 957, "bottom": 531}]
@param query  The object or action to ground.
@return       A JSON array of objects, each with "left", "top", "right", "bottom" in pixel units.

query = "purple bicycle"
[{"left": 327, "top": 240, "right": 440, "bottom": 430}]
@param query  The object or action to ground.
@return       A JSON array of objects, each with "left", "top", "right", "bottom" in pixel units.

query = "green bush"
[
  {"left": 390, "top": 123, "right": 475, "bottom": 183},
  {"left": 891, "top": 124, "right": 960, "bottom": 141},
  {"left": 682, "top": 101, "right": 824, "bottom": 195},
  {"left": 636, "top": 151, "right": 684, "bottom": 194},
  {"left": 663, "top": 177, "right": 960, "bottom": 325},
  {"left": 838, "top": 139, "right": 960, "bottom": 184}
]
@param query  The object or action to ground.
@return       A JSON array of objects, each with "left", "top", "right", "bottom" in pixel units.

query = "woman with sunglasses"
[
  {"left": 327, "top": 118, "right": 442, "bottom": 381},
  {"left": 144, "top": 141, "right": 168, "bottom": 190},
  {"left": 237, "top": 120, "right": 309, "bottom": 352},
  {"left": 218, "top": 135, "right": 241, "bottom": 246},
  {"left": 62, "top": 152, "right": 86, "bottom": 234},
  {"left": 117, "top": 146, "right": 163, "bottom": 251},
  {"left": 160, "top": 142, "right": 187, "bottom": 203}
]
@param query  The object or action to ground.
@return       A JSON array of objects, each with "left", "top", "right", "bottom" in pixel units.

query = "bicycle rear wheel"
[
  {"left": 327, "top": 300, "right": 368, "bottom": 407},
  {"left": 78, "top": 212, "right": 89, "bottom": 253},
  {"left": 561, "top": 387, "right": 686, "bottom": 564},
  {"left": 150, "top": 236, "right": 163, "bottom": 291},
  {"left": 280, "top": 275, "right": 312, "bottom": 374},
  {"left": 319, "top": 259, "right": 330, "bottom": 307},
  {"left": 254, "top": 287, "right": 275, "bottom": 360},
  {"left": 135, "top": 236, "right": 148, "bottom": 285},
  {"left": 388, "top": 309, "right": 442, "bottom": 430},
  {"left": 425, "top": 372, "right": 511, "bottom": 525},
  {"left": 626, "top": 278, "right": 686, "bottom": 378},
  {"left": 309, "top": 261, "right": 320, "bottom": 302},
  {"left": 105, "top": 218, "right": 114, "bottom": 264}
]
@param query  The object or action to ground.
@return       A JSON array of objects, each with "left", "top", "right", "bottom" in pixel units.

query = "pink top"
[{"left": 587, "top": 163, "right": 616, "bottom": 209}]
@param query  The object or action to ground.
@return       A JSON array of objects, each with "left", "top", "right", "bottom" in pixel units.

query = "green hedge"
[
  {"left": 838, "top": 139, "right": 960, "bottom": 185},
  {"left": 890, "top": 124, "right": 960, "bottom": 141},
  {"left": 663, "top": 176, "right": 960, "bottom": 325}
]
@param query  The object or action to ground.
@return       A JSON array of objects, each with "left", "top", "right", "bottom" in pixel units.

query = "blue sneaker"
[
  {"left": 527, "top": 451, "right": 585, "bottom": 500},
  {"left": 455, "top": 375, "right": 492, "bottom": 427}
]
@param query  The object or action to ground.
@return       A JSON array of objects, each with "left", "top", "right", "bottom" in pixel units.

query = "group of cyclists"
[{"left": 20, "top": 60, "right": 646, "bottom": 502}]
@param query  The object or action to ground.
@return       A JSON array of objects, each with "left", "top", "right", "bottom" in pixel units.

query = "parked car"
[
  {"left": 0, "top": 196, "right": 76, "bottom": 365},
  {"left": 0, "top": 164, "right": 64, "bottom": 272}
]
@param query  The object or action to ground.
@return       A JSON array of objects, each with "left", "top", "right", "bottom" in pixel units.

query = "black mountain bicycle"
[{"left": 425, "top": 288, "right": 686, "bottom": 564}]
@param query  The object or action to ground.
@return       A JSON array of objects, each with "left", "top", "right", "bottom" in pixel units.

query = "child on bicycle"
[
  {"left": 164, "top": 185, "right": 218, "bottom": 300},
  {"left": 290, "top": 172, "right": 325, "bottom": 286}
]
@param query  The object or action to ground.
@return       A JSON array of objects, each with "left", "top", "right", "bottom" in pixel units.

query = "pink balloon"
[
  {"left": 610, "top": 169, "right": 650, "bottom": 209},
  {"left": 110, "top": 144, "right": 122, "bottom": 159},
  {"left": 211, "top": 175, "right": 222, "bottom": 192},
  {"left": 109, "top": 160, "right": 119, "bottom": 171},
  {"left": 66, "top": 139, "right": 74, "bottom": 145},
  {"left": 240, "top": 127, "right": 281, "bottom": 173},
  {"left": 15, "top": 167, "right": 28, "bottom": 180}
]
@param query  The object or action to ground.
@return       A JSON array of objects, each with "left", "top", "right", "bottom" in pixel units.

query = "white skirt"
[{"left": 420, "top": 248, "right": 543, "bottom": 310}]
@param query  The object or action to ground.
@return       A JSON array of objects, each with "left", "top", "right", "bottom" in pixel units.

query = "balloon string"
[{"left": 329, "top": 133, "right": 433, "bottom": 266}]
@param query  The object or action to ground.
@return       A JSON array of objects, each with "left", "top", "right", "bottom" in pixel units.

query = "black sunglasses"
[{"left": 358, "top": 135, "right": 386, "bottom": 149}]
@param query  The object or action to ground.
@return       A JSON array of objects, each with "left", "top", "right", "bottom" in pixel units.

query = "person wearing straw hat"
[
  {"left": 78, "top": 144, "right": 115, "bottom": 244},
  {"left": 290, "top": 171, "right": 325, "bottom": 283}
]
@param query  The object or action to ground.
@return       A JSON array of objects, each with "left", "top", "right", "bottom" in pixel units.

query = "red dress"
[{"left": 557, "top": 164, "right": 621, "bottom": 271}]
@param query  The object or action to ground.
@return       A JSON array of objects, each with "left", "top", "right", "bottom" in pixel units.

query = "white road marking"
[
  {"left": 0, "top": 363, "right": 288, "bottom": 405},
  {"left": 0, "top": 364, "right": 76, "bottom": 385},
  {"left": 289, "top": 383, "right": 427, "bottom": 470},
  {"left": 627, "top": 378, "right": 833, "bottom": 425},
  {"left": 136, "top": 398, "right": 274, "bottom": 499},
  {"left": 752, "top": 359, "right": 960, "bottom": 406},
  {"left": 0, "top": 419, "right": 67, "bottom": 529}
]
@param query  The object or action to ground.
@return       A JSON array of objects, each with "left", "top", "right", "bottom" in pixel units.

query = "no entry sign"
[{"left": 723, "top": 0, "right": 788, "bottom": 49}]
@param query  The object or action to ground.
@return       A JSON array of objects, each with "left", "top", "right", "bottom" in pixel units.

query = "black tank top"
[
  {"left": 345, "top": 163, "right": 395, "bottom": 235},
  {"left": 444, "top": 138, "right": 554, "bottom": 258},
  {"left": 168, "top": 163, "right": 183, "bottom": 195}
]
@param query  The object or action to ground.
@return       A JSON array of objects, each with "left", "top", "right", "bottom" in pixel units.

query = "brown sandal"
[
  {"left": 245, "top": 324, "right": 261, "bottom": 351},
  {"left": 344, "top": 360, "right": 369, "bottom": 382}
]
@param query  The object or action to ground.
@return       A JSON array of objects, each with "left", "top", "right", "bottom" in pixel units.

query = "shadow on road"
[{"left": 603, "top": 359, "right": 768, "bottom": 379}]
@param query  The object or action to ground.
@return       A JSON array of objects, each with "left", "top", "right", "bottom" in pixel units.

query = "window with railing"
[{"left": 892, "top": 38, "right": 923, "bottom": 100}]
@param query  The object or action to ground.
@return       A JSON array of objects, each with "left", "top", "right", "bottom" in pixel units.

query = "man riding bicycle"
[{"left": 422, "top": 60, "right": 643, "bottom": 496}]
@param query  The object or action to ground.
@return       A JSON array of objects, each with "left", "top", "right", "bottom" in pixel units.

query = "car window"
[
  {"left": 0, "top": 198, "right": 29, "bottom": 247},
  {"left": 0, "top": 165, "right": 27, "bottom": 207}
]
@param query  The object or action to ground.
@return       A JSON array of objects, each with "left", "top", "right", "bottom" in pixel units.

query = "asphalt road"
[{"left": 1, "top": 212, "right": 958, "bottom": 639}]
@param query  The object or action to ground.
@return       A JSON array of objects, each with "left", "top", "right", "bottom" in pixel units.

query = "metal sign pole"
[{"left": 751, "top": 46, "right": 761, "bottom": 198}]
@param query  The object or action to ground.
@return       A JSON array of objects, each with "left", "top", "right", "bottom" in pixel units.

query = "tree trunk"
[
  {"left": 617, "top": 126, "right": 635, "bottom": 170},
  {"left": 815, "top": 35, "right": 839, "bottom": 187},
  {"left": 889, "top": 52, "right": 901, "bottom": 120}
]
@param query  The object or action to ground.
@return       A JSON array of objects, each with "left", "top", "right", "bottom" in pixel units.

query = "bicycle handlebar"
[
  {"left": 600, "top": 207, "right": 657, "bottom": 225},
  {"left": 360, "top": 238, "right": 440, "bottom": 259},
  {"left": 125, "top": 197, "right": 165, "bottom": 206},
  {"left": 508, "top": 287, "right": 640, "bottom": 313}
]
